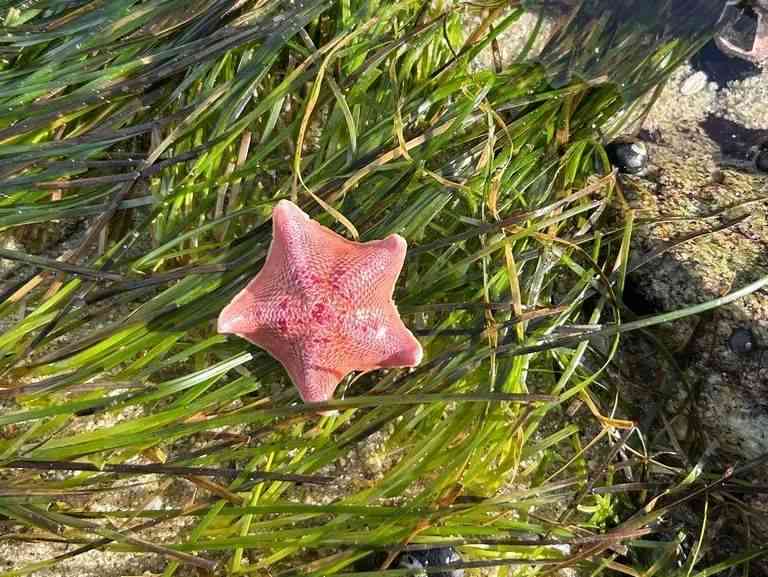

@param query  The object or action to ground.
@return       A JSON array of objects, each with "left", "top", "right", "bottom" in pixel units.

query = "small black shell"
[
  {"left": 755, "top": 142, "right": 768, "bottom": 173},
  {"left": 605, "top": 139, "right": 649, "bottom": 175},
  {"left": 354, "top": 547, "right": 464, "bottom": 577},
  {"left": 728, "top": 328, "right": 755, "bottom": 355}
]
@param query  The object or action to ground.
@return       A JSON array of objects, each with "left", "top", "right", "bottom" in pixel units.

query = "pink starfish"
[{"left": 217, "top": 200, "right": 423, "bottom": 403}]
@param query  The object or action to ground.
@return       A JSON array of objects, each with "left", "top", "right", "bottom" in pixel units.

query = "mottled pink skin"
[{"left": 217, "top": 200, "right": 423, "bottom": 403}]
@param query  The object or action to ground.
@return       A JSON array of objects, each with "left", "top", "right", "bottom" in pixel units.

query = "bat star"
[{"left": 217, "top": 200, "right": 423, "bottom": 403}]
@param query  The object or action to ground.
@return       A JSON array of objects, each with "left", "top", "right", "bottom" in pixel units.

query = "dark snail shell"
[
  {"left": 605, "top": 139, "right": 649, "bottom": 175},
  {"left": 755, "top": 142, "right": 768, "bottom": 173},
  {"left": 728, "top": 328, "right": 755, "bottom": 355},
  {"left": 354, "top": 547, "right": 464, "bottom": 577}
]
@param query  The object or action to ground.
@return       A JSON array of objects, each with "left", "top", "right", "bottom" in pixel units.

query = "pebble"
[
  {"left": 680, "top": 71, "right": 709, "bottom": 96},
  {"left": 756, "top": 142, "right": 768, "bottom": 173},
  {"left": 728, "top": 328, "right": 755, "bottom": 354}
]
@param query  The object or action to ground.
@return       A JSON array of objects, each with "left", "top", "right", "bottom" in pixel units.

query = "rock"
[
  {"left": 680, "top": 70, "right": 709, "bottom": 96},
  {"left": 699, "top": 114, "right": 768, "bottom": 171},
  {"left": 691, "top": 40, "right": 762, "bottom": 88},
  {"left": 614, "top": 120, "right": 768, "bottom": 570},
  {"left": 621, "top": 122, "right": 768, "bottom": 456},
  {"left": 715, "top": 0, "right": 768, "bottom": 64}
]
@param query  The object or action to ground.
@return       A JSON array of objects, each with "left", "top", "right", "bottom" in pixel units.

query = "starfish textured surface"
[{"left": 218, "top": 200, "right": 423, "bottom": 403}]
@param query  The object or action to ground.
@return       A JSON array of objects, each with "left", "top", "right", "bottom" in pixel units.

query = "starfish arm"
[
  {"left": 374, "top": 316, "right": 423, "bottom": 368},
  {"left": 218, "top": 203, "right": 310, "bottom": 336},
  {"left": 292, "top": 364, "right": 349, "bottom": 404},
  {"left": 224, "top": 321, "right": 347, "bottom": 404},
  {"left": 330, "top": 234, "right": 409, "bottom": 304},
  {"left": 341, "top": 304, "right": 423, "bottom": 372},
  {"left": 217, "top": 286, "right": 269, "bottom": 335},
  {"left": 286, "top": 339, "right": 353, "bottom": 403},
  {"left": 271, "top": 199, "right": 340, "bottom": 292},
  {"left": 217, "top": 255, "right": 294, "bottom": 336}
]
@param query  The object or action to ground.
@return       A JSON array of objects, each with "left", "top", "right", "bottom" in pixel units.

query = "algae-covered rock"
[
  {"left": 615, "top": 112, "right": 768, "bottom": 567},
  {"left": 622, "top": 119, "right": 767, "bottom": 458}
]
